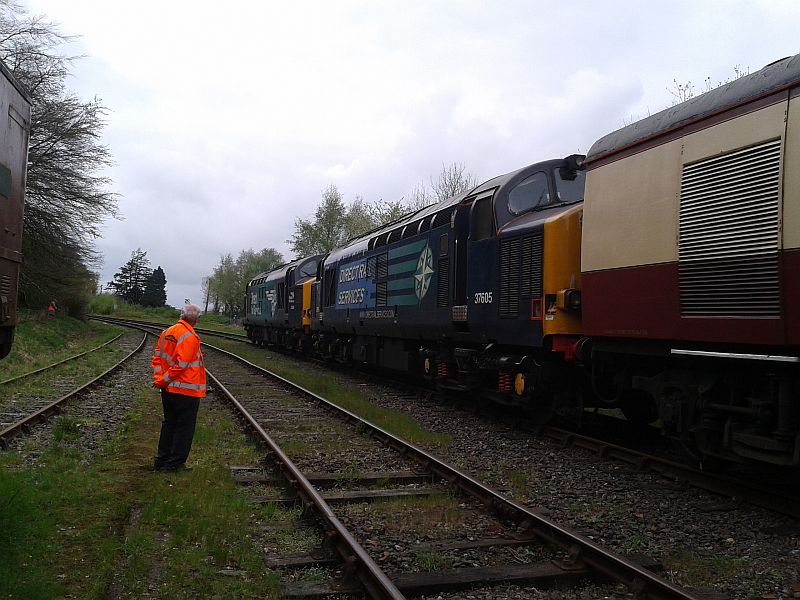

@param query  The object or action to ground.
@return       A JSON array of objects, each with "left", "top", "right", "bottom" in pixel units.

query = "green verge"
[
  {"left": 209, "top": 339, "right": 452, "bottom": 448},
  {"left": 0, "top": 314, "right": 124, "bottom": 381},
  {"left": 89, "top": 302, "right": 245, "bottom": 336},
  {"left": 0, "top": 385, "right": 282, "bottom": 599}
]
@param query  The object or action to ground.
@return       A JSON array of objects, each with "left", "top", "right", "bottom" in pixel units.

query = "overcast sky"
[{"left": 24, "top": 0, "right": 800, "bottom": 308}]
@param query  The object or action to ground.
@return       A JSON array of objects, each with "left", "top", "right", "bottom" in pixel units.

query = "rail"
[{"left": 0, "top": 332, "right": 147, "bottom": 447}]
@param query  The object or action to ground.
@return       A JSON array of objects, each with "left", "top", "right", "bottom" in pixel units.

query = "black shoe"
[
  {"left": 151, "top": 459, "right": 165, "bottom": 472},
  {"left": 160, "top": 465, "right": 193, "bottom": 473}
]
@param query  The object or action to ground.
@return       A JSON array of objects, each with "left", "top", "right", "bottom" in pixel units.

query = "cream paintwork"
[
  {"left": 681, "top": 101, "right": 786, "bottom": 164},
  {"left": 784, "top": 96, "right": 800, "bottom": 250},
  {"left": 582, "top": 139, "right": 682, "bottom": 272},
  {"left": 584, "top": 99, "right": 791, "bottom": 272}
]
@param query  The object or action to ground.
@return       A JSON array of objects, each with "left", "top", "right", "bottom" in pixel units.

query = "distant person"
[
  {"left": 150, "top": 303, "right": 206, "bottom": 472},
  {"left": 47, "top": 299, "right": 57, "bottom": 318}
]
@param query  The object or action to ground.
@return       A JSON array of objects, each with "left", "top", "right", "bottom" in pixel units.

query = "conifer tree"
[{"left": 141, "top": 266, "right": 167, "bottom": 308}]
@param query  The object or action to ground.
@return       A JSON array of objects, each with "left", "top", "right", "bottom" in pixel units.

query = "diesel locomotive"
[
  {"left": 0, "top": 61, "right": 31, "bottom": 360},
  {"left": 245, "top": 53, "right": 800, "bottom": 467}
]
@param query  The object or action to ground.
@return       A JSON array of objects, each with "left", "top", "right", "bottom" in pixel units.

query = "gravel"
[
  {"left": 358, "top": 383, "right": 800, "bottom": 600},
  {"left": 4, "top": 330, "right": 152, "bottom": 464}
]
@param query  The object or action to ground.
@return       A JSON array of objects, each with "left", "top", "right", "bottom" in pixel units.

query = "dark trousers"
[{"left": 155, "top": 390, "right": 200, "bottom": 469}]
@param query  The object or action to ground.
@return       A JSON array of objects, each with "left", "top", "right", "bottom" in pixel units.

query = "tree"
[
  {"left": 288, "top": 184, "right": 349, "bottom": 257},
  {"left": 0, "top": 2, "right": 116, "bottom": 313},
  {"left": 429, "top": 162, "right": 479, "bottom": 202},
  {"left": 288, "top": 163, "right": 477, "bottom": 258},
  {"left": 141, "top": 266, "right": 167, "bottom": 308},
  {"left": 107, "top": 249, "right": 151, "bottom": 304},
  {"left": 368, "top": 197, "right": 408, "bottom": 227},
  {"left": 204, "top": 247, "right": 283, "bottom": 319},
  {"left": 406, "top": 182, "right": 434, "bottom": 211}
]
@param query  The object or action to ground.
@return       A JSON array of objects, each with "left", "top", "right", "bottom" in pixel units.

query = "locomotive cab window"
[
  {"left": 554, "top": 167, "right": 585, "bottom": 204},
  {"left": 508, "top": 171, "right": 549, "bottom": 214}
]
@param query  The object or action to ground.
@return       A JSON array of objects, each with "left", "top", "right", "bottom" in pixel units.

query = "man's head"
[{"left": 181, "top": 303, "right": 201, "bottom": 325}]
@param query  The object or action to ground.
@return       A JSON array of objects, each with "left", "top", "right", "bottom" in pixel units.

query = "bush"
[{"left": 88, "top": 294, "right": 116, "bottom": 315}]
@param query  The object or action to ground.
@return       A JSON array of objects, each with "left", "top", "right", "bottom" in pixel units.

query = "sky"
[{"left": 23, "top": 0, "right": 800, "bottom": 309}]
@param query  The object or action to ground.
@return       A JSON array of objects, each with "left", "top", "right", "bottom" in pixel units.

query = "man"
[{"left": 151, "top": 304, "right": 206, "bottom": 472}]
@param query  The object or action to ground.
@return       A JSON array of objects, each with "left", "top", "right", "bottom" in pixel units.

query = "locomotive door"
[
  {"left": 453, "top": 202, "right": 470, "bottom": 306},
  {"left": 466, "top": 194, "right": 497, "bottom": 335}
]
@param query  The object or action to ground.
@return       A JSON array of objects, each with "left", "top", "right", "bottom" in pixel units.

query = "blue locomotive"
[{"left": 245, "top": 155, "right": 585, "bottom": 421}]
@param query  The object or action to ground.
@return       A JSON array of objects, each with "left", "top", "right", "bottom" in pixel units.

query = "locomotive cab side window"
[
  {"left": 508, "top": 171, "right": 549, "bottom": 214},
  {"left": 554, "top": 167, "right": 585, "bottom": 204}
]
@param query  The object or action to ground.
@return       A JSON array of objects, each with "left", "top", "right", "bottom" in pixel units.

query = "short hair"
[{"left": 181, "top": 303, "right": 201, "bottom": 319}]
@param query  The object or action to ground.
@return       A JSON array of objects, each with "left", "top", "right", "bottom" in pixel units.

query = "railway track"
[
  {"left": 89, "top": 314, "right": 248, "bottom": 343},
  {"left": 308, "top": 354, "right": 800, "bottom": 521},
  {"left": 0, "top": 329, "right": 147, "bottom": 447},
  {"left": 92, "top": 316, "right": 800, "bottom": 519},
  {"left": 0, "top": 332, "right": 123, "bottom": 386},
  {"left": 98, "top": 316, "right": 696, "bottom": 598}
]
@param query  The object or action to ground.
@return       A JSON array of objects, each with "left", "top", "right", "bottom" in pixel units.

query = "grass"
[
  {"left": 0, "top": 384, "right": 285, "bottom": 599},
  {"left": 88, "top": 295, "right": 244, "bottom": 335},
  {"left": 366, "top": 493, "right": 464, "bottom": 533},
  {"left": 415, "top": 549, "right": 449, "bottom": 571},
  {"left": 209, "top": 339, "right": 452, "bottom": 448},
  {"left": 0, "top": 313, "right": 123, "bottom": 381},
  {"left": 505, "top": 469, "right": 529, "bottom": 496},
  {"left": 665, "top": 552, "right": 751, "bottom": 587}
]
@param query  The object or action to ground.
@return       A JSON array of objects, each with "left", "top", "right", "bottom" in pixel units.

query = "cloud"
[{"left": 24, "top": 0, "right": 800, "bottom": 308}]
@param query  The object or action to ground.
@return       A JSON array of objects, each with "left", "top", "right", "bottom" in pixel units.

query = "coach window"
[{"left": 508, "top": 171, "right": 549, "bottom": 214}]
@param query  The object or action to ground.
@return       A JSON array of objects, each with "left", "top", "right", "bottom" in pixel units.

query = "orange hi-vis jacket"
[{"left": 151, "top": 319, "right": 206, "bottom": 397}]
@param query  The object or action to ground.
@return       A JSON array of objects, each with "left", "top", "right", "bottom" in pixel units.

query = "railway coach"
[
  {"left": 581, "top": 54, "right": 800, "bottom": 466},
  {"left": 0, "top": 61, "right": 31, "bottom": 360}
]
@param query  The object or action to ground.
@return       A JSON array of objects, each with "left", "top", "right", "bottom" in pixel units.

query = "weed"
[
  {"left": 336, "top": 460, "right": 362, "bottom": 487},
  {"left": 272, "top": 524, "right": 322, "bottom": 555},
  {"left": 51, "top": 415, "right": 82, "bottom": 442},
  {"left": 505, "top": 469, "right": 528, "bottom": 495},
  {"left": 665, "top": 552, "right": 751, "bottom": 586},
  {"left": 621, "top": 533, "right": 652, "bottom": 553},
  {"left": 415, "top": 549, "right": 448, "bottom": 571},
  {"left": 299, "top": 566, "right": 329, "bottom": 582},
  {"left": 370, "top": 493, "right": 463, "bottom": 533}
]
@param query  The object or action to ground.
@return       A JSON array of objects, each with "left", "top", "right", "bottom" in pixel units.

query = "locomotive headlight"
[{"left": 556, "top": 288, "right": 581, "bottom": 311}]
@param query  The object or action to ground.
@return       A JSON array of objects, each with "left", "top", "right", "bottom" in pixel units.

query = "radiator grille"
[
  {"left": 499, "top": 237, "right": 520, "bottom": 316},
  {"left": 377, "top": 254, "right": 388, "bottom": 279},
  {"left": 436, "top": 257, "right": 449, "bottom": 307},
  {"left": 520, "top": 232, "right": 543, "bottom": 298},
  {"left": 376, "top": 282, "right": 387, "bottom": 307},
  {"left": 0, "top": 275, "right": 9, "bottom": 296},
  {"left": 679, "top": 140, "right": 781, "bottom": 316}
]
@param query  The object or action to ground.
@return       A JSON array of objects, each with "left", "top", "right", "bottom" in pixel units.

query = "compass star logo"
[{"left": 414, "top": 244, "right": 435, "bottom": 301}]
